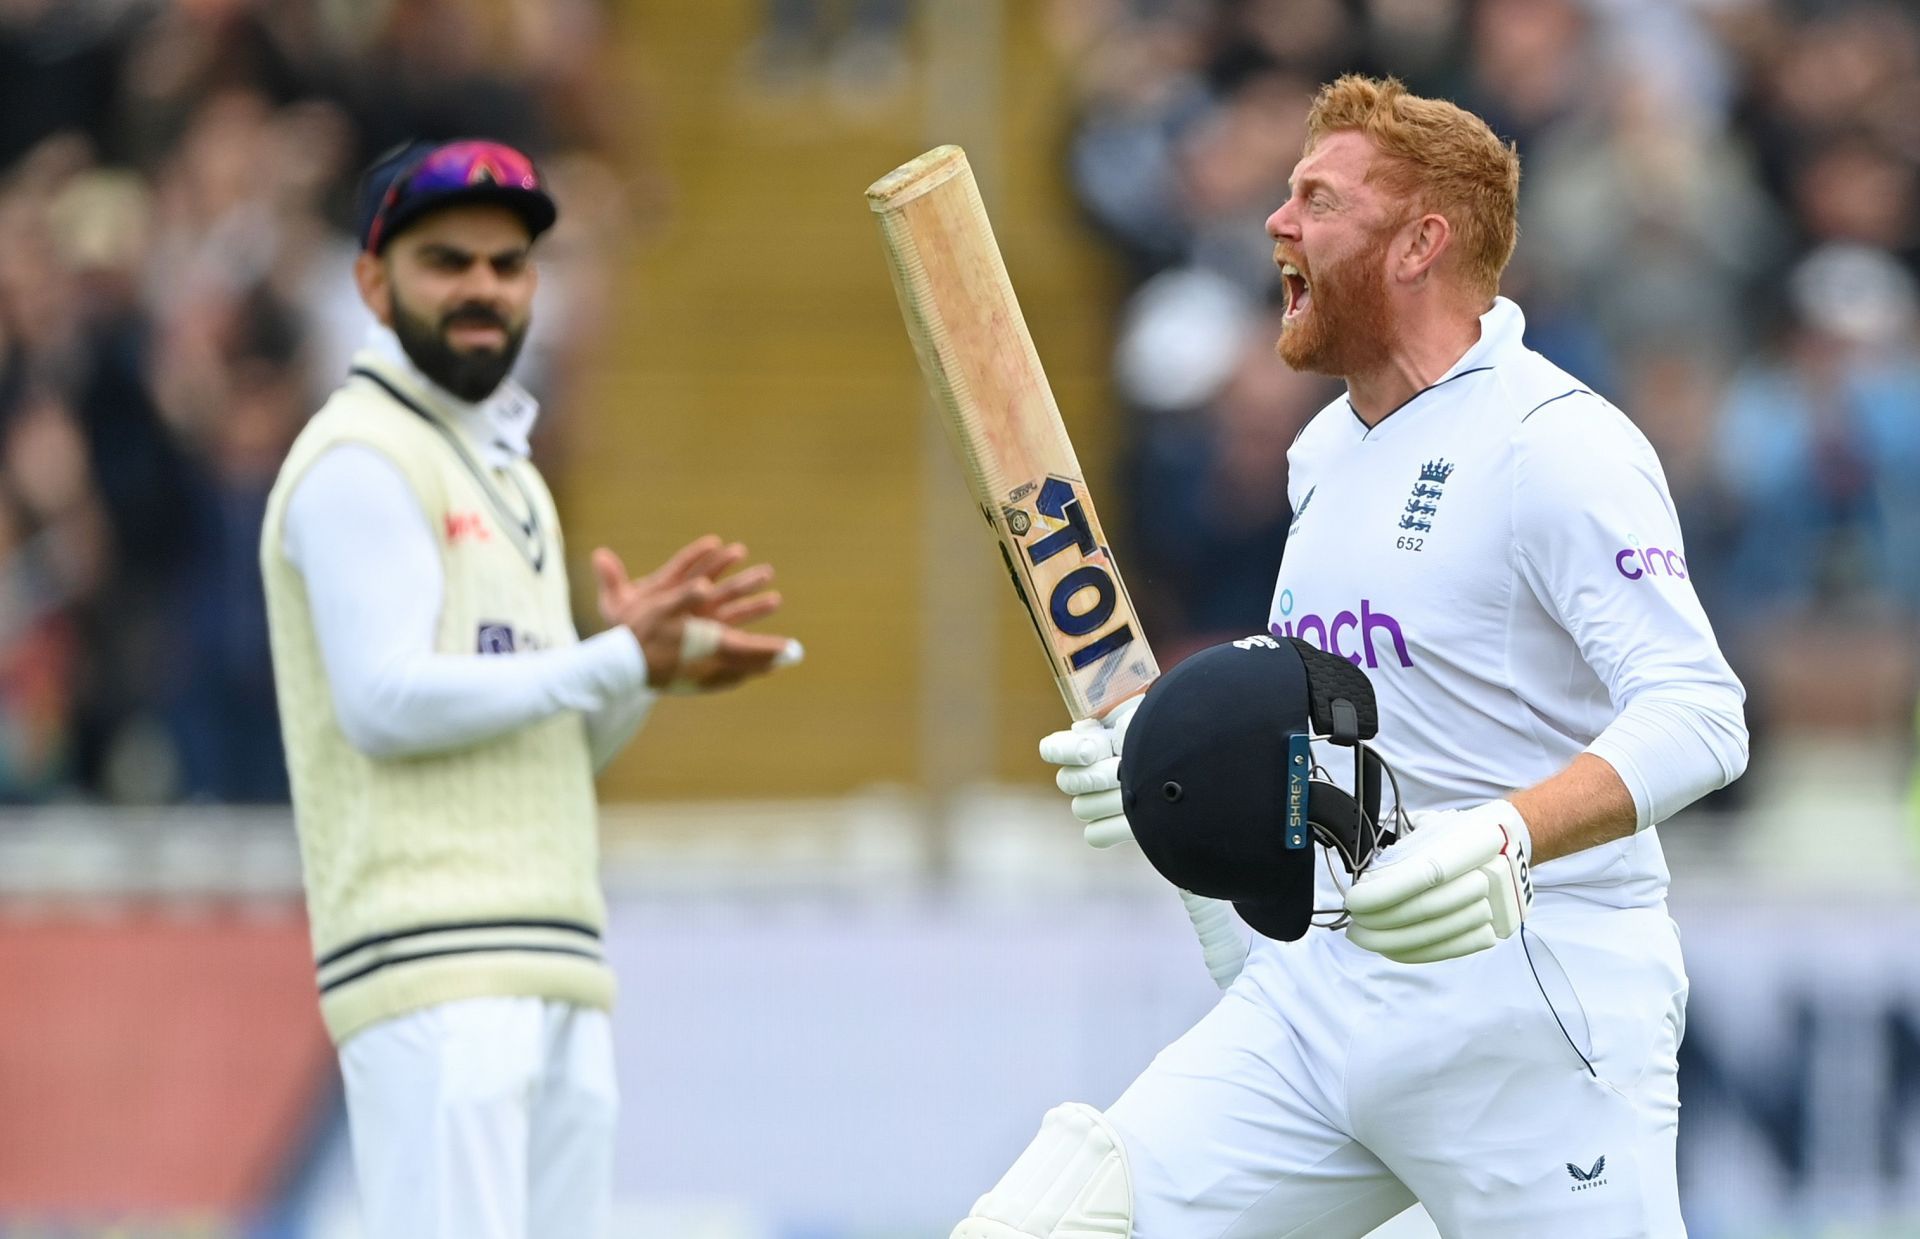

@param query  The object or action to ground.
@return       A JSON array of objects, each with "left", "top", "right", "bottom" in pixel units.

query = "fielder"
[
  {"left": 954, "top": 76, "right": 1748, "bottom": 1238},
  {"left": 260, "top": 138, "right": 800, "bottom": 1238}
]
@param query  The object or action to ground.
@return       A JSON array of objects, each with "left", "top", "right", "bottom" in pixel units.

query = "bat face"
[
  {"left": 992, "top": 474, "right": 1155, "bottom": 718},
  {"left": 869, "top": 145, "right": 1159, "bottom": 721},
  {"left": 873, "top": 148, "right": 1238, "bottom": 987}
]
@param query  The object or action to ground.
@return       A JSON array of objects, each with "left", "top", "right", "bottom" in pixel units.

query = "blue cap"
[{"left": 357, "top": 138, "right": 557, "bottom": 253}]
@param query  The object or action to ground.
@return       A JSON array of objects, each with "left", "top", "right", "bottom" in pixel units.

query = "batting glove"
[
  {"left": 1343, "top": 798, "right": 1533, "bottom": 965},
  {"left": 1037, "top": 695, "right": 1143, "bottom": 849}
]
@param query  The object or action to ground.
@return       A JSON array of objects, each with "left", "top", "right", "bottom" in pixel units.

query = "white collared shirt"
[
  {"left": 359, "top": 325, "right": 539, "bottom": 469},
  {"left": 1274, "top": 297, "right": 1748, "bottom": 908}
]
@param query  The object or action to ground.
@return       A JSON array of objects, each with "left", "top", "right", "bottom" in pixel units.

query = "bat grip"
[{"left": 1179, "top": 890, "right": 1249, "bottom": 990}]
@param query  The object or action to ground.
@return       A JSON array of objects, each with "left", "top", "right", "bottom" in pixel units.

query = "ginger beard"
[{"left": 1274, "top": 221, "right": 1399, "bottom": 379}]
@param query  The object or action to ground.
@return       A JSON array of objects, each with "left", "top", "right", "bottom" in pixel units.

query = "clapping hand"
[{"left": 593, "top": 535, "right": 802, "bottom": 692}]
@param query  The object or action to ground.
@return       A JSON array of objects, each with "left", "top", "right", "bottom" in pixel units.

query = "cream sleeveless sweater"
[{"left": 261, "top": 353, "right": 613, "bottom": 1044}]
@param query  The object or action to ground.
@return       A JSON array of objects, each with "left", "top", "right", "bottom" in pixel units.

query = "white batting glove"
[
  {"left": 1343, "top": 799, "right": 1533, "bottom": 965},
  {"left": 1037, "top": 695, "right": 1143, "bottom": 848}
]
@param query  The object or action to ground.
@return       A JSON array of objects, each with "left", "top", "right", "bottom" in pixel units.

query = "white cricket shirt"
[{"left": 1273, "top": 297, "right": 1747, "bottom": 908}]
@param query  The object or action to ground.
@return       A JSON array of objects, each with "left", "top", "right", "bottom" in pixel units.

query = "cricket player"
[
  {"left": 260, "top": 138, "right": 799, "bottom": 1238},
  {"left": 954, "top": 76, "right": 1748, "bottom": 1238}
]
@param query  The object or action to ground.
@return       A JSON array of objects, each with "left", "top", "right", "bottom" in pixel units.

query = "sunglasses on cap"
[{"left": 362, "top": 139, "right": 556, "bottom": 254}]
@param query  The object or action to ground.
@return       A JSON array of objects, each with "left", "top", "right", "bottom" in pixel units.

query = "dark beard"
[
  {"left": 1275, "top": 229, "right": 1395, "bottom": 379},
  {"left": 391, "top": 294, "right": 528, "bottom": 403}
]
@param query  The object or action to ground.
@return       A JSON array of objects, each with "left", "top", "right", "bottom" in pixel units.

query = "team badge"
[
  {"left": 1396, "top": 460, "right": 1454, "bottom": 550},
  {"left": 476, "top": 623, "right": 516, "bottom": 654}
]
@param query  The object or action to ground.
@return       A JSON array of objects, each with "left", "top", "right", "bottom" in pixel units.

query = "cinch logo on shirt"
[
  {"left": 1615, "top": 540, "right": 1688, "bottom": 581},
  {"left": 1270, "top": 590, "right": 1414, "bottom": 668}
]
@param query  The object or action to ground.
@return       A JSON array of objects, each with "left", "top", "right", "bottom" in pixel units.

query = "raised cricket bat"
[
  {"left": 869, "top": 146, "right": 1249, "bottom": 989},
  {"left": 865, "top": 145, "right": 1157, "bottom": 722}
]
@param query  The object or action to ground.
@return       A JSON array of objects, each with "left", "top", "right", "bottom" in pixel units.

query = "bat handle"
[{"left": 1178, "top": 890, "right": 1249, "bottom": 990}]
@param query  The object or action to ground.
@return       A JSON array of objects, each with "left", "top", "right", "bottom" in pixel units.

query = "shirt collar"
[
  {"left": 1439, "top": 295, "right": 1527, "bottom": 380},
  {"left": 359, "top": 324, "right": 539, "bottom": 469}
]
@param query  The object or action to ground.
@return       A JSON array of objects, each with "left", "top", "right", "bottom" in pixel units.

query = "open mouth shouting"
[{"left": 1280, "top": 261, "right": 1312, "bottom": 321}]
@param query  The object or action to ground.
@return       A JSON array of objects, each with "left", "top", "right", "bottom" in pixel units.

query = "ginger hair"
[{"left": 1305, "top": 75, "right": 1521, "bottom": 300}]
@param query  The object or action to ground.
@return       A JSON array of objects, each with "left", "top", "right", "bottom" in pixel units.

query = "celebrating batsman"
[
  {"left": 956, "top": 76, "right": 1747, "bottom": 1238},
  {"left": 260, "top": 138, "right": 799, "bottom": 1238}
]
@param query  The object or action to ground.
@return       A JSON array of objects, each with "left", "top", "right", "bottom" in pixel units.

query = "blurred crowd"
[
  {"left": 1057, "top": 0, "right": 1920, "bottom": 751},
  {"left": 6, "top": 0, "right": 1917, "bottom": 805},
  {"left": 0, "top": 0, "right": 633, "bottom": 803}
]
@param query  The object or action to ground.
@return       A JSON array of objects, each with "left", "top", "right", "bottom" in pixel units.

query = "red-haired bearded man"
[{"left": 958, "top": 75, "right": 1748, "bottom": 1239}]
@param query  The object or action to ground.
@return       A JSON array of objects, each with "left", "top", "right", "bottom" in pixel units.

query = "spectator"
[
  {"left": 0, "top": 0, "right": 636, "bottom": 804},
  {"left": 1118, "top": 290, "right": 1334, "bottom": 661},
  {"left": 739, "top": 0, "right": 917, "bottom": 118},
  {"left": 1058, "top": 0, "right": 1920, "bottom": 682},
  {"left": 1713, "top": 244, "right": 1920, "bottom": 620}
]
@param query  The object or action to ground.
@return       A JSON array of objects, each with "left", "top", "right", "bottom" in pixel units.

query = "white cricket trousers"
[
  {"left": 338, "top": 996, "right": 618, "bottom": 1239},
  {"left": 1104, "top": 901, "right": 1689, "bottom": 1238}
]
